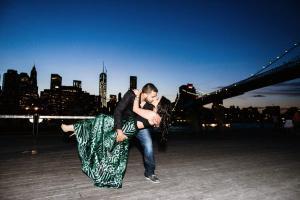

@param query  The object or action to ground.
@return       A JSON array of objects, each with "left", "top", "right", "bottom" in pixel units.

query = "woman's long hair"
[{"left": 157, "top": 96, "right": 172, "bottom": 148}]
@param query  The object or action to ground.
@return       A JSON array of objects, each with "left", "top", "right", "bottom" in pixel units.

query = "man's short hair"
[{"left": 142, "top": 83, "right": 158, "bottom": 93}]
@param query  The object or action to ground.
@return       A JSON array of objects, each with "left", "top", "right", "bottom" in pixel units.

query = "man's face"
[{"left": 145, "top": 91, "right": 158, "bottom": 104}]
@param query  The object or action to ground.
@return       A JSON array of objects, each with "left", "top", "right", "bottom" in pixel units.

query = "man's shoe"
[{"left": 145, "top": 174, "right": 160, "bottom": 183}]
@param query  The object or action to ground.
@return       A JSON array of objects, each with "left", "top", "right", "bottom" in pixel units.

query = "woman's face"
[
  {"left": 152, "top": 97, "right": 160, "bottom": 110},
  {"left": 152, "top": 97, "right": 161, "bottom": 127}
]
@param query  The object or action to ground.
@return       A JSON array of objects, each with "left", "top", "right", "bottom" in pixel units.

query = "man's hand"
[{"left": 116, "top": 129, "right": 128, "bottom": 142}]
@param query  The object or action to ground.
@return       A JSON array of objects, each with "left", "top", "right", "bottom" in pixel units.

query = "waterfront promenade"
[{"left": 0, "top": 129, "right": 300, "bottom": 200}]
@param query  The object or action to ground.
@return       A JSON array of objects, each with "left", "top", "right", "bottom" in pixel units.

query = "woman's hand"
[
  {"left": 152, "top": 114, "right": 161, "bottom": 127},
  {"left": 116, "top": 129, "right": 128, "bottom": 142},
  {"left": 133, "top": 89, "right": 141, "bottom": 97}
]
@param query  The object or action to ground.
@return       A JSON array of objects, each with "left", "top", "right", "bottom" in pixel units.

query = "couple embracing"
[{"left": 61, "top": 83, "right": 172, "bottom": 188}]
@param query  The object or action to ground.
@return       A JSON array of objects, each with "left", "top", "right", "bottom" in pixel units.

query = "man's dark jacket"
[{"left": 114, "top": 90, "right": 154, "bottom": 130}]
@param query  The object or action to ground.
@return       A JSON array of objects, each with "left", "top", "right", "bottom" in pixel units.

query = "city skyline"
[
  {"left": 1, "top": 65, "right": 299, "bottom": 112},
  {"left": 1, "top": 0, "right": 300, "bottom": 108}
]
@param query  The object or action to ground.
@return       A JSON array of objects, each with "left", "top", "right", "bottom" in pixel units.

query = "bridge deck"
[{"left": 0, "top": 131, "right": 300, "bottom": 200}]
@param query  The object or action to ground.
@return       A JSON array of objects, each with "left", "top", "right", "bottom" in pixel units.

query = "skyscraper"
[
  {"left": 73, "top": 80, "right": 82, "bottom": 89},
  {"left": 30, "top": 65, "right": 38, "bottom": 92},
  {"left": 2, "top": 67, "right": 39, "bottom": 113},
  {"left": 30, "top": 65, "right": 38, "bottom": 98},
  {"left": 2, "top": 69, "right": 18, "bottom": 96},
  {"left": 107, "top": 94, "right": 117, "bottom": 114},
  {"left": 118, "top": 92, "right": 122, "bottom": 102},
  {"left": 1, "top": 69, "right": 19, "bottom": 113},
  {"left": 51, "top": 74, "right": 62, "bottom": 90},
  {"left": 19, "top": 72, "right": 30, "bottom": 93},
  {"left": 99, "top": 62, "right": 107, "bottom": 107},
  {"left": 130, "top": 76, "right": 137, "bottom": 90}
]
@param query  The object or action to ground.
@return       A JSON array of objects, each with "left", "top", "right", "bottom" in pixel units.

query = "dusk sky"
[{"left": 0, "top": 0, "right": 299, "bottom": 108}]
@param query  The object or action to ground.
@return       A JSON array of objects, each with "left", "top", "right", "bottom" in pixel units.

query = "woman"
[{"left": 61, "top": 90, "right": 171, "bottom": 188}]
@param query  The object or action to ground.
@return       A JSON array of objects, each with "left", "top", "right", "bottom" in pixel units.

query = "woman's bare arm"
[{"left": 133, "top": 96, "right": 156, "bottom": 122}]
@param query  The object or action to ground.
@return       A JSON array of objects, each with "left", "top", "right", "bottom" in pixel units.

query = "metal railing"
[
  {"left": 0, "top": 114, "right": 96, "bottom": 154},
  {"left": 0, "top": 115, "right": 95, "bottom": 119}
]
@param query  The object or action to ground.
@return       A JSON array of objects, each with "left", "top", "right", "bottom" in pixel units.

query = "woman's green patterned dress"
[{"left": 73, "top": 114, "right": 137, "bottom": 188}]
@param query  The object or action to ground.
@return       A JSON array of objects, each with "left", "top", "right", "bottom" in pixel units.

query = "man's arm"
[
  {"left": 133, "top": 95, "right": 157, "bottom": 122},
  {"left": 114, "top": 90, "right": 135, "bottom": 130}
]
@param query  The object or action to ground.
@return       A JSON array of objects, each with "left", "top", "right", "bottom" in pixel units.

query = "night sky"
[{"left": 0, "top": 0, "right": 299, "bottom": 108}]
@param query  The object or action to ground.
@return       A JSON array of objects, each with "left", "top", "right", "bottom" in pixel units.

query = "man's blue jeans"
[{"left": 136, "top": 128, "right": 155, "bottom": 177}]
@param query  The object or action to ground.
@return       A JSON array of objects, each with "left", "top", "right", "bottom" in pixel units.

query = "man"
[{"left": 114, "top": 83, "right": 160, "bottom": 183}]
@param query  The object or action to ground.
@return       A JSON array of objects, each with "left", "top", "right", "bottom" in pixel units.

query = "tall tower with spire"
[
  {"left": 99, "top": 62, "right": 107, "bottom": 107},
  {"left": 30, "top": 65, "right": 39, "bottom": 98}
]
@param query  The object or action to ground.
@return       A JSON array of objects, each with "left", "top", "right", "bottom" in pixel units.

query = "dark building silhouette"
[
  {"left": 240, "top": 107, "right": 260, "bottom": 122},
  {"left": 130, "top": 76, "right": 137, "bottom": 90},
  {"left": 41, "top": 77, "right": 99, "bottom": 115},
  {"left": 118, "top": 92, "right": 122, "bottom": 103},
  {"left": 73, "top": 80, "right": 81, "bottom": 89},
  {"left": 1, "top": 66, "right": 39, "bottom": 114},
  {"left": 0, "top": 67, "right": 101, "bottom": 115},
  {"left": 19, "top": 73, "right": 32, "bottom": 111},
  {"left": 2, "top": 69, "right": 18, "bottom": 96},
  {"left": 51, "top": 74, "right": 62, "bottom": 90},
  {"left": 107, "top": 94, "right": 117, "bottom": 114},
  {"left": 1, "top": 69, "right": 19, "bottom": 113},
  {"left": 262, "top": 106, "right": 280, "bottom": 121},
  {"left": 227, "top": 106, "right": 242, "bottom": 122},
  {"left": 30, "top": 65, "right": 38, "bottom": 93}
]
